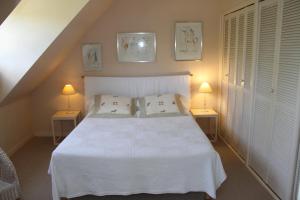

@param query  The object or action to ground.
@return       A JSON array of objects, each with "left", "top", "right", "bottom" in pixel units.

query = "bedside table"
[
  {"left": 51, "top": 111, "right": 81, "bottom": 145},
  {"left": 191, "top": 108, "right": 218, "bottom": 142}
]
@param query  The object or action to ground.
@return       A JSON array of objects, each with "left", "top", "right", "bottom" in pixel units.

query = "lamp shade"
[
  {"left": 62, "top": 84, "right": 76, "bottom": 95},
  {"left": 199, "top": 82, "right": 212, "bottom": 93}
]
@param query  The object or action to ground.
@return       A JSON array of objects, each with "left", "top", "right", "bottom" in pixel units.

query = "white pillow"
[
  {"left": 144, "top": 94, "right": 180, "bottom": 115},
  {"left": 97, "top": 95, "right": 132, "bottom": 115}
]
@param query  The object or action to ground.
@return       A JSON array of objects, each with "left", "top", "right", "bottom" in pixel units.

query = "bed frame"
[{"left": 50, "top": 74, "right": 220, "bottom": 200}]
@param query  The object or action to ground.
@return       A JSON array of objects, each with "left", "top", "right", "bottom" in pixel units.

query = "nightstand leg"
[
  {"left": 54, "top": 121, "right": 63, "bottom": 144},
  {"left": 51, "top": 120, "right": 56, "bottom": 145},
  {"left": 205, "top": 193, "right": 212, "bottom": 199},
  {"left": 209, "top": 118, "right": 212, "bottom": 137},
  {"left": 214, "top": 116, "right": 218, "bottom": 142},
  {"left": 60, "top": 121, "right": 63, "bottom": 138}
]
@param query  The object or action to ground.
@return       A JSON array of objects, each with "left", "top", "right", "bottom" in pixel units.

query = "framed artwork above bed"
[
  {"left": 117, "top": 32, "right": 156, "bottom": 62},
  {"left": 82, "top": 43, "right": 102, "bottom": 71},
  {"left": 175, "top": 22, "right": 203, "bottom": 61}
]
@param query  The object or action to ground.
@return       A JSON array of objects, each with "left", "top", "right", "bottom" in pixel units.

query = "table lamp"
[
  {"left": 62, "top": 84, "right": 76, "bottom": 111},
  {"left": 199, "top": 82, "right": 212, "bottom": 111}
]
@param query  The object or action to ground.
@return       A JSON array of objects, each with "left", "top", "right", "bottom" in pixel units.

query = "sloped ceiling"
[
  {"left": 0, "top": 0, "right": 113, "bottom": 105},
  {"left": 0, "top": 0, "right": 20, "bottom": 25},
  {"left": 218, "top": 0, "right": 254, "bottom": 12}
]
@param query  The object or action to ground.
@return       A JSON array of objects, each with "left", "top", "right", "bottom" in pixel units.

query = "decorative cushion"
[
  {"left": 97, "top": 95, "right": 132, "bottom": 115},
  {"left": 143, "top": 94, "right": 181, "bottom": 115}
]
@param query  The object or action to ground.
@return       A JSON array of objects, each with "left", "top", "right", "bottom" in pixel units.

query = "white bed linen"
[{"left": 49, "top": 115, "right": 226, "bottom": 200}]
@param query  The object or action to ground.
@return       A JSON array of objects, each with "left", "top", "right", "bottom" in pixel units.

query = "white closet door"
[
  {"left": 232, "top": 11, "right": 246, "bottom": 152},
  {"left": 239, "top": 7, "right": 255, "bottom": 158},
  {"left": 267, "top": 0, "right": 300, "bottom": 198},
  {"left": 249, "top": 0, "right": 278, "bottom": 180},
  {"left": 220, "top": 17, "right": 230, "bottom": 138},
  {"left": 226, "top": 14, "right": 238, "bottom": 143}
]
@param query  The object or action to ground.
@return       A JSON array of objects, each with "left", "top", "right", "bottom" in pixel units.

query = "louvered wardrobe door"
[
  {"left": 249, "top": 0, "right": 278, "bottom": 180},
  {"left": 267, "top": 0, "right": 300, "bottom": 198},
  {"left": 220, "top": 17, "right": 230, "bottom": 138},
  {"left": 232, "top": 11, "right": 246, "bottom": 153},
  {"left": 239, "top": 7, "right": 255, "bottom": 159},
  {"left": 225, "top": 14, "right": 238, "bottom": 143}
]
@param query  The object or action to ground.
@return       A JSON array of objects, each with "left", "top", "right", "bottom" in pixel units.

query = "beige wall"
[
  {"left": 32, "top": 0, "right": 222, "bottom": 136},
  {"left": 0, "top": 0, "right": 32, "bottom": 156},
  {"left": 0, "top": 96, "right": 32, "bottom": 155}
]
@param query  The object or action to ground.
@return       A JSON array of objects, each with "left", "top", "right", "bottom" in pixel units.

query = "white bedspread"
[{"left": 49, "top": 115, "right": 226, "bottom": 200}]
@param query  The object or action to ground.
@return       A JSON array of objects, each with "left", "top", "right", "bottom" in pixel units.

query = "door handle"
[
  {"left": 241, "top": 80, "right": 245, "bottom": 84},
  {"left": 271, "top": 88, "right": 275, "bottom": 93}
]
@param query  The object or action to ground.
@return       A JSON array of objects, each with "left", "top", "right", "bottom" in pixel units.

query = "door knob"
[
  {"left": 241, "top": 80, "right": 245, "bottom": 86},
  {"left": 271, "top": 88, "right": 275, "bottom": 93}
]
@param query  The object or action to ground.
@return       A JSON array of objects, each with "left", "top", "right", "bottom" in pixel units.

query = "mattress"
[{"left": 49, "top": 115, "right": 226, "bottom": 200}]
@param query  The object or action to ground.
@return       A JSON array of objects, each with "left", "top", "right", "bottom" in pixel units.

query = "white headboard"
[{"left": 84, "top": 75, "right": 191, "bottom": 112}]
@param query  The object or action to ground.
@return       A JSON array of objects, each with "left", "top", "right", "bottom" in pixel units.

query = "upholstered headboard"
[{"left": 84, "top": 74, "right": 191, "bottom": 113}]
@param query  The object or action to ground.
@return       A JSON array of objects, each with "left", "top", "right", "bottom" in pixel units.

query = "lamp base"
[{"left": 66, "top": 95, "right": 71, "bottom": 112}]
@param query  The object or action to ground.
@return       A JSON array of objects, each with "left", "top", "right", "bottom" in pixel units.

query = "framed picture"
[
  {"left": 175, "top": 22, "right": 203, "bottom": 61},
  {"left": 117, "top": 32, "right": 156, "bottom": 62},
  {"left": 82, "top": 43, "right": 102, "bottom": 71}
]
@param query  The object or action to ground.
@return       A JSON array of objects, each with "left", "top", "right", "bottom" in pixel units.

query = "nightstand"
[
  {"left": 191, "top": 108, "right": 218, "bottom": 142},
  {"left": 51, "top": 111, "right": 81, "bottom": 145}
]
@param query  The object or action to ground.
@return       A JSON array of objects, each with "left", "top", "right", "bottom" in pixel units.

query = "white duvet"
[{"left": 49, "top": 115, "right": 226, "bottom": 200}]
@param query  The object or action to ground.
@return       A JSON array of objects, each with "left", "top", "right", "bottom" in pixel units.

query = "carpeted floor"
[{"left": 11, "top": 137, "right": 274, "bottom": 200}]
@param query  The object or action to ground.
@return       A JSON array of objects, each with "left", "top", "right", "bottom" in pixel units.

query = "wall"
[
  {"left": 0, "top": 96, "right": 32, "bottom": 155},
  {"left": 32, "top": 0, "right": 222, "bottom": 136},
  {"left": 0, "top": 0, "right": 32, "bottom": 156}
]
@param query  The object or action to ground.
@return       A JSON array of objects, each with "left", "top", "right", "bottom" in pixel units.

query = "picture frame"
[
  {"left": 175, "top": 22, "right": 203, "bottom": 61},
  {"left": 82, "top": 43, "right": 102, "bottom": 71},
  {"left": 117, "top": 32, "right": 156, "bottom": 62}
]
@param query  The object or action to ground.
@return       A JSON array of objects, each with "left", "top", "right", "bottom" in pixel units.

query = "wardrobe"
[{"left": 220, "top": 0, "right": 300, "bottom": 199}]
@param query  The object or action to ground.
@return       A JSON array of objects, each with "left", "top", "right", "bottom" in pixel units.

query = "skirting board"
[
  {"left": 7, "top": 134, "right": 33, "bottom": 156},
  {"left": 218, "top": 135, "right": 280, "bottom": 200}
]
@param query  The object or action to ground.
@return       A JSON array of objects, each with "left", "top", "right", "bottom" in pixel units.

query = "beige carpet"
[{"left": 11, "top": 137, "right": 274, "bottom": 200}]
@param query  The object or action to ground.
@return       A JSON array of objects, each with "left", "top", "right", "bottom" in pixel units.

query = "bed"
[{"left": 49, "top": 75, "right": 226, "bottom": 200}]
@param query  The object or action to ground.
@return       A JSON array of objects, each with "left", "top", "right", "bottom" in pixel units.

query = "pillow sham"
[
  {"left": 137, "top": 94, "right": 185, "bottom": 117},
  {"left": 96, "top": 95, "right": 133, "bottom": 115}
]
